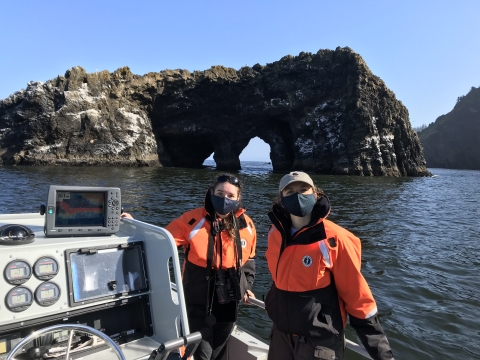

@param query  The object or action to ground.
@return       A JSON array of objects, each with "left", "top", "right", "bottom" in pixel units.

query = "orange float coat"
[
  {"left": 167, "top": 208, "right": 256, "bottom": 271},
  {"left": 166, "top": 191, "right": 256, "bottom": 310},
  {"left": 265, "top": 196, "right": 394, "bottom": 359}
]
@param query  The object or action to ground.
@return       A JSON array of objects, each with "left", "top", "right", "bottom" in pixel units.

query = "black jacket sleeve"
[
  {"left": 240, "top": 258, "right": 256, "bottom": 292},
  {"left": 349, "top": 314, "right": 395, "bottom": 360}
]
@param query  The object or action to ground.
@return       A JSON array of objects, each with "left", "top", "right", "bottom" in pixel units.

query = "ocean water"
[{"left": 0, "top": 161, "right": 479, "bottom": 360}]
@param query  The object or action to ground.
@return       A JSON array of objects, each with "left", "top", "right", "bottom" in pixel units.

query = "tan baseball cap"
[{"left": 278, "top": 171, "right": 314, "bottom": 192}]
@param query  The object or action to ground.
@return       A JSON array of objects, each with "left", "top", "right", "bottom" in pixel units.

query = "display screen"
[
  {"left": 10, "top": 267, "right": 25, "bottom": 278},
  {"left": 12, "top": 294, "right": 26, "bottom": 305},
  {"left": 41, "top": 288, "right": 55, "bottom": 299},
  {"left": 39, "top": 264, "right": 53, "bottom": 273},
  {"left": 55, "top": 192, "right": 105, "bottom": 227}
]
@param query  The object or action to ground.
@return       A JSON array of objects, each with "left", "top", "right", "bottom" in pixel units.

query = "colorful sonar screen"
[{"left": 55, "top": 192, "right": 105, "bottom": 227}]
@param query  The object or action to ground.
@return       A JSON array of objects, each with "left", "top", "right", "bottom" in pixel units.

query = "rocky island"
[{"left": 0, "top": 47, "right": 430, "bottom": 176}]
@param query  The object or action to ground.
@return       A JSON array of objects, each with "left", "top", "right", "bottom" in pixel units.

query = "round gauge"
[
  {"left": 34, "top": 257, "right": 59, "bottom": 280},
  {"left": 35, "top": 282, "right": 61, "bottom": 306},
  {"left": 5, "top": 286, "right": 33, "bottom": 312},
  {"left": 4, "top": 260, "right": 32, "bottom": 285}
]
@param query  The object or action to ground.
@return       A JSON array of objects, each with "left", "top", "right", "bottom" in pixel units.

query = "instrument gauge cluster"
[{"left": 3, "top": 256, "right": 62, "bottom": 312}]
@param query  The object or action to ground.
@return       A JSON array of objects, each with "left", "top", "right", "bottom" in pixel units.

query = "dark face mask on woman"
[
  {"left": 211, "top": 194, "right": 239, "bottom": 215},
  {"left": 281, "top": 193, "right": 316, "bottom": 217}
]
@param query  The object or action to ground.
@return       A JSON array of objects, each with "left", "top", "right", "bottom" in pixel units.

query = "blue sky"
[{"left": 1, "top": 1, "right": 479, "bottom": 161}]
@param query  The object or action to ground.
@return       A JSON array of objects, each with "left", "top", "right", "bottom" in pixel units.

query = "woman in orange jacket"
[
  {"left": 166, "top": 174, "right": 257, "bottom": 360},
  {"left": 121, "top": 174, "right": 256, "bottom": 360},
  {"left": 265, "top": 171, "right": 394, "bottom": 360}
]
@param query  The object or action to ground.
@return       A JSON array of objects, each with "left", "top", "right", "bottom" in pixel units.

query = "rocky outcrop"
[
  {"left": 0, "top": 47, "right": 430, "bottom": 175},
  {"left": 418, "top": 86, "right": 480, "bottom": 170},
  {"left": 0, "top": 67, "right": 158, "bottom": 166}
]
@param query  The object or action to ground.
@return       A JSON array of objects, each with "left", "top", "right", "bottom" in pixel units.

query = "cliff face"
[
  {"left": 0, "top": 47, "right": 430, "bottom": 176},
  {"left": 0, "top": 67, "right": 158, "bottom": 166},
  {"left": 418, "top": 87, "right": 480, "bottom": 170}
]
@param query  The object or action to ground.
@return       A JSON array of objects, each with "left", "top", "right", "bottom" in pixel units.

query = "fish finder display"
[
  {"left": 55, "top": 192, "right": 105, "bottom": 227},
  {"left": 44, "top": 186, "right": 121, "bottom": 237}
]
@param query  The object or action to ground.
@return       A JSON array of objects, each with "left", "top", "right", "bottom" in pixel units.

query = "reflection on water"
[{"left": 0, "top": 164, "right": 479, "bottom": 359}]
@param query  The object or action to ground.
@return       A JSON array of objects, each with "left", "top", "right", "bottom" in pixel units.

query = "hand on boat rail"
[
  {"left": 246, "top": 294, "right": 265, "bottom": 308},
  {"left": 243, "top": 290, "right": 255, "bottom": 304},
  {"left": 120, "top": 212, "right": 133, "bottom": 219}
]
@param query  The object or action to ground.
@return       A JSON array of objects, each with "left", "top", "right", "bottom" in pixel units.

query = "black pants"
[
  {"left": 188, "top": 316, "right": 234, "bottom": 360},
  {"left": 268, "top": 323, "right": 345, "bottom": 360},
  {"left": 186, "top": 300, "right": 235, "bottom": 360}
]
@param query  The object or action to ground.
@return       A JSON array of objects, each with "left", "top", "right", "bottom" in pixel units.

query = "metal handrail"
[{"left": 247, "top": 297, "right": 372, "bottom": 359}]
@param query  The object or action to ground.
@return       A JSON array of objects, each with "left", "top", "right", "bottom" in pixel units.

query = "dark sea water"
[{"left": 0, "top": 161, "right": 479, "bottom": 360}]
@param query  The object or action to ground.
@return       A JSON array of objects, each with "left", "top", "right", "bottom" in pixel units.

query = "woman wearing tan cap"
[{"left": 264, "top": 171, "right": 394, "bottom": 360}]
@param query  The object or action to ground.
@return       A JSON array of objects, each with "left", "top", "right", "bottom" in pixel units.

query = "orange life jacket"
[
  {"left": 265, "top": 196, "right": 377, "bottom": 337},
  {"left": 165, "top": 191, "right": 256, "bottom": 313},
  {"left": 166, "top": 207, "right": 256, "bottom": 270}
]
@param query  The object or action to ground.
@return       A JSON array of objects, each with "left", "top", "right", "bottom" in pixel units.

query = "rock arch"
[
  {"left": 0, "top": 48, "right": 430, "bottom": 176},
  {"left": 152, "top": 113, "right": 295, "bottom": 172}
]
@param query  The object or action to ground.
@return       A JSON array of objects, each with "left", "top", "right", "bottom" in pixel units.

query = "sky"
[{"left": 1, "top": 1, "right": 479, "bottom": 161}]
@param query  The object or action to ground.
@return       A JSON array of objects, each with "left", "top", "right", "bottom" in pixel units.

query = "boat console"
[{"left": 0, "top": 186, "right": 200, "bottom": 360}]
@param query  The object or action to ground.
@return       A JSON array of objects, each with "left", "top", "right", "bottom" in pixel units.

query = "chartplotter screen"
[{"left": 55, "top": 191, "right": 105, "bottom": 227}]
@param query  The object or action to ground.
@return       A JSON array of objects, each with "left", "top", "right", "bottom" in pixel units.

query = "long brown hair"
[{"left": 212, "top": 173, "right": 243, "bottom": 241}]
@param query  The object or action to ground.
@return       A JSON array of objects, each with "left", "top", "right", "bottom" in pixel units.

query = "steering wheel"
[{"left": 6, "top": 323, "right": 126, "bottom": 360}]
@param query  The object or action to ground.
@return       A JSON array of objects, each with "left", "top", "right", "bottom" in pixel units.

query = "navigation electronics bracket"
[{"left": 42, "top": 185, "right": 121, "bottom": 237}]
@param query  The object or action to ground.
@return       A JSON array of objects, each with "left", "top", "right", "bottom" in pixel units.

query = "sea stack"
[{"left": 0, "top": 47, "right": 430, "bottom": 176}]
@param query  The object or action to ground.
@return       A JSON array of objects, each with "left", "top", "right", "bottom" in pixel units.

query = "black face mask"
[
  {"left": 211, "top": 194, "right": 239, "bottom": 215},
  {"left": 281, "top": 193, "right": 316, "bottom": 217}
]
